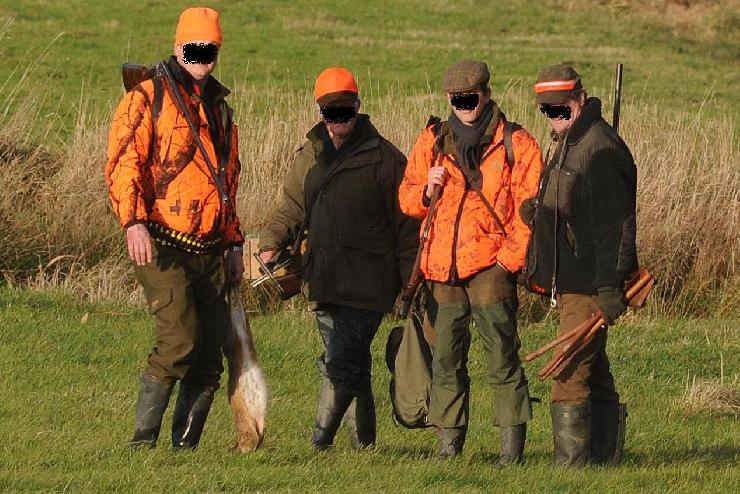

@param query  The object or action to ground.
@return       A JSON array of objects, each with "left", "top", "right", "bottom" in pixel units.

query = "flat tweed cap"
[
  {"left": 534, "top": 64, "right": 583, "bottom": 105},
  {"left": 442, "top": 60, "right": 490, "bottom": 93}
]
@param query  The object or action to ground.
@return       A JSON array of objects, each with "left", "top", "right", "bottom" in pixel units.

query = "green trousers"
[
  {"left": 427, "top": 265, "right": 532, "bottom": 428},
  {"left": 133, "top": 242, "right": 227, "bottom": 388}
]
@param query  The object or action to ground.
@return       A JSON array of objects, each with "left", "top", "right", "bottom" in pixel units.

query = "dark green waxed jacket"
[
  {"left": 259, "top": 115, "right": 420, "bottom": 313},
  {"left": 530, "top": 98, "right": 638, "bottom": 295}
]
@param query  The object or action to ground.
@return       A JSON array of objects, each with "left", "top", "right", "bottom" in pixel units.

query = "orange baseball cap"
[
  {"left": 175, "top": 7, "right": 223, "bottom": 45},
  {"left": 314, "top": 67, "right": 359, "bottom": 106}
]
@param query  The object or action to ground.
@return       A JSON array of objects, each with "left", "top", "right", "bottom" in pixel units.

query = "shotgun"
[
  {"left": 613, "top": 63, "right": 623, "bottom": 133},
  {"left": 399, "top": 185, "right": 441, "bottom": 319}
]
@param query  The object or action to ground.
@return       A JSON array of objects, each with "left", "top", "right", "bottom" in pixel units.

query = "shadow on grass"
[{"left": 628, "top": 443, "right": 739, "bottom": 468}]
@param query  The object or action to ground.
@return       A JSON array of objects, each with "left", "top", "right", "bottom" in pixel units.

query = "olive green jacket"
[{"left": 259, "top": 115, "right": 420, "bottom": 313}]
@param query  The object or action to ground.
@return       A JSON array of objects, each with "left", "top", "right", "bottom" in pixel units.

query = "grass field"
[
  {"left": 0, "top": 0, "right": 738, "bottom": 136},
  {"left": 0, "top": 0, "right": 738, "bottom": 491},
  {"left": 0, "top": 288, "right": 737, "bottom": 492}
]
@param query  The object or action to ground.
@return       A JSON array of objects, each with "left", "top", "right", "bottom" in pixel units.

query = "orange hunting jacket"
[
  {"left": 105, "top": 58, "right": 244, "bottom": 248},
  {"left": 399, "top": 116, "right": 543, "bottom": 282}
]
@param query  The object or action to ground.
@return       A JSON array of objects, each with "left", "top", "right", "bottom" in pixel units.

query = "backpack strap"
[
  {"left": 503, "top": 120, "right": 521, "bottom": 169},
  {"left": 151, "top": 75, "right": 163, "bottom": 130}
]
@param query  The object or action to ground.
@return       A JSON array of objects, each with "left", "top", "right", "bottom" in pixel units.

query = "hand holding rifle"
[{"left": 426, "top": 166, "right": 447, "bottom": 198}]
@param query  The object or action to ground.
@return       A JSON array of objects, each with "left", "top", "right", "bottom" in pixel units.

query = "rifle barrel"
[{"left": 613, "top": 63, "right": 623, "bottom": 133}]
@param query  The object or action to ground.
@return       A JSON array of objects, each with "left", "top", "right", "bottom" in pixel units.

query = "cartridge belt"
[{"left": 146, "top": 221, "right": 221, "bottom": 255}]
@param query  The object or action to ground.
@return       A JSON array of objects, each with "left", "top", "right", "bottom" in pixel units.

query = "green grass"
[
  {"left": 0, "top": 1, "right": 738, "bottom": 491},
  {"left": 0, "top": 0, "right": 737, "bottom": 137},
  {"left": 1, "top": 287, "right": 737, "bottom": 492}
]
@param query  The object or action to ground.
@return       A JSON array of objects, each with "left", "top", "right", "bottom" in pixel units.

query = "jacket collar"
[
  {"left": 166, "top": 55, "right": 231, "bottom": 103},
  {"left": 306, "top": 114, "right": 380, "bottom": 165},
  {"left": 563, "top": 97, "right": 602, "bottom": 145}
]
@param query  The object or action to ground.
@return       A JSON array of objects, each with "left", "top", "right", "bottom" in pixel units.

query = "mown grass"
[{"left": 0, "top": 287, "right": 737, "bottom": 492}]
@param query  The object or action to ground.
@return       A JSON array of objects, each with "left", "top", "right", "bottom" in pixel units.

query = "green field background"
[
  {"left": 0, "top": 1, "right": 738, "bottom": 492},
  {"left": 1, "top": 0, "right": 737, "bottom": 130}
]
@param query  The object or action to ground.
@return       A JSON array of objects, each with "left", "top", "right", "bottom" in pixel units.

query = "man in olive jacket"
[
  {"left": 523, "top": 64, "right": 637, "bottom": 467},
  {"left": 259, "top": 67, "right": 419, "bottom": 451}
]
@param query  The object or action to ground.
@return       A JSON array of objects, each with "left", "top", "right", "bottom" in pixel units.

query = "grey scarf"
[{"left": 447, "top": 101, "right": 499, "bottom": 190}]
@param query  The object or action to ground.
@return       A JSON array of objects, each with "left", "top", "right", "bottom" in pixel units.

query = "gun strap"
[
  {"left": 157, "top": 61, "right": 229, "bottom": 206},
  {"left": 151, "top": 76, "right": 163, "bottom": 126}
]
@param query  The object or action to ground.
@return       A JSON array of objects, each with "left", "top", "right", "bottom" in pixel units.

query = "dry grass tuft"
[
  {"left": 682, "top": 374, "right": 740, "bottom": 418},
  {"left": 0, "top": 24, "right": 737, "bottom": 315}
]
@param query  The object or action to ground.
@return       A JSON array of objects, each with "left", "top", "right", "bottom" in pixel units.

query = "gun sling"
[{"left": 157, "top": 61, "right": 230, "bottom": 207}]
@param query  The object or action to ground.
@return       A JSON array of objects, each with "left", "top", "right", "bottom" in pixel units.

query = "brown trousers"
[
  {"left": 552, "top": 294, "right": 619, "bottom": 404},
  {"left": 133, "top": 242, "right": 228, "bottom": 388}
]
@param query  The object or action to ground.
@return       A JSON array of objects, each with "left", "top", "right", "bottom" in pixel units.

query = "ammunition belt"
[{"left": 146, "top": 221, "right": 221, "bottom": 255}]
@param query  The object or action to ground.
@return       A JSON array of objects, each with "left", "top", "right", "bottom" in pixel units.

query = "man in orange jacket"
[
  {"left": 399, "top": 60, "right": 543, "bottom": 462},
  {"left": 104, "top": 7, "right": 244, "bottom": 450}
]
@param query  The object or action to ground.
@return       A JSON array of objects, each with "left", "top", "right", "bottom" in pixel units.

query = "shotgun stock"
[{"left": 399, "top": 185, "right": 442, "bottom": 318}]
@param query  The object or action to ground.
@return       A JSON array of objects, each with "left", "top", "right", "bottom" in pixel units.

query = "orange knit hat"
[
  {"left": 175, "top": 7, "right": 223, "bottom": 45},
  {"left": 314, "top": 67, "right": 359, "bottom": 102}
]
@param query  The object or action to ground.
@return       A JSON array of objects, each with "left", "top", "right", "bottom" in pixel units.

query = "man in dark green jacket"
[
  {"left": 259, "top": 67, "right": 419, "bottom": 451},
  {"left": 523, "top": 64, "right": 637, "bottom": 467}
]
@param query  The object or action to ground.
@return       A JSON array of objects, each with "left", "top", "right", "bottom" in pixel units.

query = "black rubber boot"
[
  {"left": 311, "top": 379, "right": 354, "bottom": 450},
  {"left": 590, "top": 402, "right": 627, "bottom": 465},
  {"left": 171, "top": 383, "right": 216, "bottom": 450},
  {"left": 497, "top": 423, "right": 527, "bottom": 466},
  {"left": 551, "top": 402, "right": 591, "bottom": 468},
  {"left": 345, "top": 383, "right": 376, "bottom": 450},
  {"left": 437, "top": 426, "right": 467, "bottom": 459},
  {"left": 129, "top": 374, "right": 174, "bottom": 449}
]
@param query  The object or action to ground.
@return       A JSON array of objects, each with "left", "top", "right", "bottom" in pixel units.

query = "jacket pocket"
[
  {"left": 542, "top": 168, "right": 577, "bottom": 216},
  {"left": 144, "top": 286, "right": 174, "bottom": 316},
  {"left": 336, "top": 227, "right": 394, "bottom": 302}
]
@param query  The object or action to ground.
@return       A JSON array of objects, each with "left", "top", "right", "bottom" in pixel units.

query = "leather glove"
[
  {"left": 597, "top": 286, "right": 627, "bottom": 325},
  {"left": 519, "top": 197, "right": 537, "bottom": 229}
]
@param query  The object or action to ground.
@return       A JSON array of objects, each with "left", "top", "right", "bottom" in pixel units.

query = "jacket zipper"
[{"left": 549, "top": 134, "right": 570, "bottom": 306}]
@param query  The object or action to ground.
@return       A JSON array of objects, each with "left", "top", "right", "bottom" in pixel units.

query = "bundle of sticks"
[{"left": 525, "top": 268, "right": 655, "bottom": 380}]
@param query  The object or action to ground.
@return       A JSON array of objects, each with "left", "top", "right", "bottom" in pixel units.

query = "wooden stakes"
[{"left": 526, "top": 268, "right": 655, "bottom": 381}]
